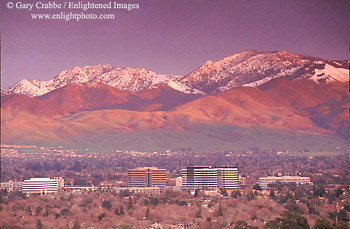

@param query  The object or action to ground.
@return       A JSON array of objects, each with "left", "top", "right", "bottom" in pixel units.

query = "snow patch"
[
  {"left": 311, "top": 63, "right": 348, "bottom": 83},
  {"left": 242, "top": 66, "right": 303, "bottom": 88}
]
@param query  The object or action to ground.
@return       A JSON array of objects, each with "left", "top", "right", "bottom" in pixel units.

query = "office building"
[
  {"left": 22, "top": 177, "right": 64, "bottom": 194},
  {"left": 182, "top": 166, "right": 239, "bottom": 191},
  {"left": 258, "top": 176, "right": 312, "bottom": 189},
  {"left": 0, "top": 180, "right": 23, "bottom": 192},
  {"left": 128, "top": 167, "right": 167, "bottom": 187}
]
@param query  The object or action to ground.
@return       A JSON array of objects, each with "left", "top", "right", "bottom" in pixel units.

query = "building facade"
[
  {"left": 182, "top": 166, "right": 239, "bottom": 191},
  {"left": 22, "top": 177, "right": 64, "bottom": 194},
  {"left": 0, "top": 180, "right": 23, "bottom": 192},
  {"left": 258, "top": 176, "right": 312, "bottom": 189},
  {"left": 128, "top": 167, "right": 167, "bottom": 187}
]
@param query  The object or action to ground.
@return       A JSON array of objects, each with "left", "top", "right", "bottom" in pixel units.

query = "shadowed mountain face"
[
  {"left": 37, "top": 82, "right": 202, "bottom": 112},
  {"left": 259, "top": 79, "right": 349, "bottom": 139},
  {"left": 1, "top": 51, "right": 348, "bottom": 152},
  {"left": 1, "top": 94, "right": 67, "bottom": 117}
]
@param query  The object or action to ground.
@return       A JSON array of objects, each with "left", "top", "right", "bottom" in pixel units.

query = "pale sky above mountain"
[{"left": 1, "top": 0, "right": 349, "bottom": 88}]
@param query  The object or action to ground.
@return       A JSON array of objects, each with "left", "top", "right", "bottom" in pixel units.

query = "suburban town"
[{"left": 1, "top": 145, "right": 349, "bottom": 228}]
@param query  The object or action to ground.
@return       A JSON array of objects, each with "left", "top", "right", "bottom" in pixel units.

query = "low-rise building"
[
  {"left": 22, "top": 177, "right": 64, "bottom": 194},
  {"left": 0, "top": 180, "right": 23, "bottom": 192},
  {"left": 258, "top": 176, "right": 312, "bottom": 189}
]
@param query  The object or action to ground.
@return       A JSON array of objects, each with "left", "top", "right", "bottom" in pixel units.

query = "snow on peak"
[
  {"left": 3, "top": 51, "right": 348, "bottom": 97},
  {"left": 311, "top": 63, "right": 349, "bottom": 83},
  {"left": 3, "top": 65, "right": 190, "bottom": 97},
  {"left": 181, "top": 51, "right": 348, "bottom": 93}
]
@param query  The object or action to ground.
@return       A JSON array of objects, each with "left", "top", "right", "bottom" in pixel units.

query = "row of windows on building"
[{"left": 258, "top": 176, "right": 312, "bottom": 189}]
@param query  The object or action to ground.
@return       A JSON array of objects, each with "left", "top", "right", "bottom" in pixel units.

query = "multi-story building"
[
  {"left": 22, "top": 177, "right": 64, "bottom": 194},
  {"left": 182, "top": 166, "right": 239, "bottom": 191},
  {"left": 258, "top": 176, "right": 312, "bottom": 189},
  {"left": 0, "top": 180, "right": 23, "bottom": 192},
  {"left": 128, "top": 167, "right": 167, "bottom": 187}
]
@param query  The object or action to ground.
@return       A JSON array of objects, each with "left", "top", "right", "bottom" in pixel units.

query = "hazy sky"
[{"left": 1, "top": 0, "right": 349, "bottom": 88}]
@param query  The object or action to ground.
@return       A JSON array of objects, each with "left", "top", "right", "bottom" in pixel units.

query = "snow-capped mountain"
[
  {"left": 3, "top": 65, "right": 199, "bottom": 97},
  {"left": 3, "top": 51, "right": 348, "bottom": 97},
  {"left": 181, "top": 50, "right": 349, "bottom": 94}
]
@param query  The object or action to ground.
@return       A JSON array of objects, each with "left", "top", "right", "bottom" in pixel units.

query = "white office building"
[
  {"left": 182, "top": 166, "right": 239, "bottom": 191},
  {"left": 22, "top": 177, "right": 64, "bottom": 194}
]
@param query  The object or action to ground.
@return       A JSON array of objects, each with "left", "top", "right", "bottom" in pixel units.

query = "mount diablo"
[
  {"left": 4, "top": 50, "right": 348, "bottom": 97},
  {"left": 1, "top": 51, "right": 349, "bottom": 152}
]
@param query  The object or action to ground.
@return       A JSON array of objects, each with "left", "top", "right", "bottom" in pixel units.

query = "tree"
[
  {"left": 127, "top": 196, "right": 133, "bottom": 210},
  {"left": 329, "top": 209, "right": 350, "bottom": 224},
  {"left": 231, "top": 190, "right": 241, "bottom": 198},
  {"left": 98, "top": 213, "right": 106, "bottom": 221},
  {"left": 43, "top": 208, "right": 49, "bottom": 217},
  {"left": 27, "top": 206, "right": 33, "bottom": 216},
  {"left": 36, "top": 206, "right": 43, "bottom": 216},
  {"left": 234, "top": 220, "right": 248, "bottom": 229},
  {"left": 36, "top": 219, "right": 43, "bottom": 229},
  {"left": 73, "top": 220, "right": 81, "bottom": 229},
  {"left": 269, "top": 189, "right": 276, "bottom": 200},
  {"left": 285, "top": 200, "right": 307, "bottom": 215},
  {"left": 195, "top": 208, "right": 202, "bottom": 218},
  {"left": 119, "top": 205, "right": 125, "bottom": 215},
  {"left": 119, "top": 223, "right": 132, "bottom": 229},
  {"left": 72, "top": 160, "right": 82, "bottom": 172},
  {"left": 246, "top": 191, "right": 256, "bottom": 201},
  {"left": 264, "top": 211, "right": 310, "bottom": 229},
  {"left": 220, "top": 189, "right": 228, "bottom": 196},
  {"left": 312, "top": 218, "right": 335, "bottom": 229},
  {"left": 60, "top": 208, "right": 69, "bottom": 216},
  {"left": 294, "top": 187, "right": 304, "bottom": 199},
  {"left": 216, "top": 204, "right": 224, "bottom": 217},
  {"left": 253, "top": 183, "right": 262, "bottom": 191},
  {"left": 145, "top": 208, "right": 150, "bottom": 219},
  {"left": 338, "top": 209, "right": 349, "bottom": 222},
  {"left": 114, "top": 207, "right": 120, "bottom": 215},
  {"left": 143, "top": 199, "right": 149, "bottom": 206},
  {"left": 233, "top": 220, "right": 259, "bottom": 229},
  {"left": 102, "top": 200, "right": 112, "bottom": 210},
  {"left": 194, "top": 189, "right": 200, "bottom": 197},
  {"left": 150, "top": 197, "right": 159, "bottom": 206},
  {"left": 335, "top": 188, "right": 343, "bottom": 198}
]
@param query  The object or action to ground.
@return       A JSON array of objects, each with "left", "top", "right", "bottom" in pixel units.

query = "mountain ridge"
[
  {"left": 1, "top": 50, "right": 349, "bottom": 152},
  {"left": 3, "top": 50, "right": 348, "bottom": 97}
]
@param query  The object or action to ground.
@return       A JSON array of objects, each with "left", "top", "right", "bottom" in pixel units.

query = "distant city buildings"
[
  {"left": 0, "top": 180, "right": 23, "bottom": 192},
  {"left": 181, "top": 166, "right": 239, "bottom": 191},
  {"left": 128, "top": 167, "right": 167, "bottom": 187},
  {"left": 258, "top": 176, "right": 312, "bottom": 189},
  {"left": 22, "top": 177, "right": 64, "bottom": 194}
]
